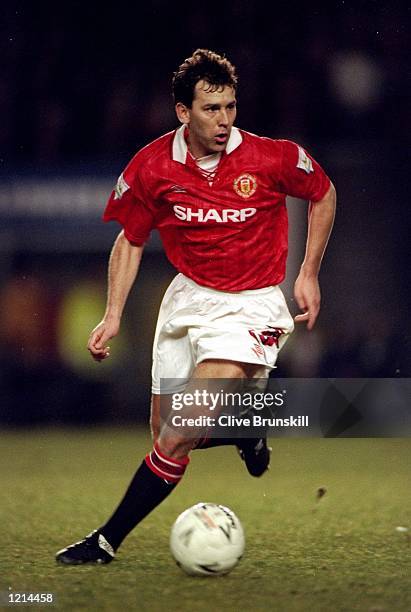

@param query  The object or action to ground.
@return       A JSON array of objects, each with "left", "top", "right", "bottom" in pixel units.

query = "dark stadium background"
[{"left": 0, "top": 1, "right": 409, "bottom": 425}]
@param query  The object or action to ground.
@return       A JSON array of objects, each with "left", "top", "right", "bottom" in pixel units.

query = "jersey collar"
[{"left": 172, "top": 124, "right": 243, "bottom": 164}]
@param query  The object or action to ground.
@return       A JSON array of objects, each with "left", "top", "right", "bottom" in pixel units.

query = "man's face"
[{"left": 176, "top": 80, "right": 237, "bottom": 158}]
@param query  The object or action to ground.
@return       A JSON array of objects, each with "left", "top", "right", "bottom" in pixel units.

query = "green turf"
[{"left": 1, "top": 430, "right": 410, "bottom": 611}]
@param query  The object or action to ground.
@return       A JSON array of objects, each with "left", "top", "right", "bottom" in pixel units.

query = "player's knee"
[{"left": 157, "top": 431, "right": 194, "bottom": 460}]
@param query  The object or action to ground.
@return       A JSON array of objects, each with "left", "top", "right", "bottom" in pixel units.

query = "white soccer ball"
[{"left": 170, "top": 502, "right": 245, "bottom": 576}]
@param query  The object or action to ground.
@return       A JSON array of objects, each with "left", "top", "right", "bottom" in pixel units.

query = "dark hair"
[{"left": 172, "top": 49, "right": 238, "bottom": 107}]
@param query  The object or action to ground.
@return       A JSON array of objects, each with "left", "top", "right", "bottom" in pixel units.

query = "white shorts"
[{"left": 151, "top": 274, "right": 294, "bottom": 394}]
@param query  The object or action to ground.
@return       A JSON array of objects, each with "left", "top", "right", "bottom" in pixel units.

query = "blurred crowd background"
[{"left": 0, "top": 1, "right": 409, "bottom": 425}]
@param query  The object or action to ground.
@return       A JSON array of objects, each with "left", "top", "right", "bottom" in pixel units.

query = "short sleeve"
[
  {"left": 277, "top": 140, "right": 331, "bottom": 202},
  {"left": 103, "top": 168, "right": 155, "bottom": 245}
]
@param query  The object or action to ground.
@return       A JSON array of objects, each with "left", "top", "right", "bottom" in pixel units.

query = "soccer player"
[{"left": 56, "top": 49, "right": 336, "bottom": 564}]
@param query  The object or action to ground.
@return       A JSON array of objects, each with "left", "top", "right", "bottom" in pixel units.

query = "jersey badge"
[
  {"left": 114, "top": 173, "right": 130, "bottom": 200},
  {"left": 296, "top": 146, "right": 314, "bottom": 174},
  {"left": 233, "top": 173, "right": 257, "bottom": 199}
]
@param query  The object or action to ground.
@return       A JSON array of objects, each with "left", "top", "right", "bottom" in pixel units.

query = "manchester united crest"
[{"left": 233, "top": 173, "right": 257, "bottom": 199}]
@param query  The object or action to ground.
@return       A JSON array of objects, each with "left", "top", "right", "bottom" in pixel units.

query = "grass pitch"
[{"left": 1, "top": 430, "right": 410, "bottom": 612}]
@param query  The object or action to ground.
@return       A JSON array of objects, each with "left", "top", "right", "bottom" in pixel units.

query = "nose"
[{"left": 217, "top": 109, "right": 229, "bottom": 126}]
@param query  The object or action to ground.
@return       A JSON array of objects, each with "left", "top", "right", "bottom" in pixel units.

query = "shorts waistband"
[{"left": 177, "top": 273, "right": 278, "bottom": 296}]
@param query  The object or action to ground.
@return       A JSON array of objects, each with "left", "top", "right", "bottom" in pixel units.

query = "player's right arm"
[
  {"left": 90, "top": 153, "right": 156, "bottom": 361},
  {"left": 87, "top": 230, "right": 144, "bottom": 361}
]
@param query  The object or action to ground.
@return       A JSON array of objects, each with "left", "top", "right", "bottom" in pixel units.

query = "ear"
[{"left": 175, "top": 102, "right": 191, "bottom": 125}]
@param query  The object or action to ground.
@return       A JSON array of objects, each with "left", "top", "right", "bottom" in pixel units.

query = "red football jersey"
[{"left": 103, "top": 126, "right": 330, "bottom": 291}]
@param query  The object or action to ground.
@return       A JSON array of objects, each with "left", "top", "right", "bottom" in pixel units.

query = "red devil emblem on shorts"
[{"left": 249, "top": 327, "right": 284, "bottom": 348}]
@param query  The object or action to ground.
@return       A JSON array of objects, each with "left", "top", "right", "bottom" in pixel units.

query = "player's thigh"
[
  {"left": 154, "top": 360, "right": 263, "bottom": 457},
  {"left": 193, "top": 358, "right": 262, "bottom": 379},
  {"left": 152, "top": 360, "right": 262, "bottom": 428},
  {"left": 188, "top": 359, "right": 265, "bottom": 405}
]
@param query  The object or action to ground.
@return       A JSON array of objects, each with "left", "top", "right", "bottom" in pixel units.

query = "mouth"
[{"left": 214, "top": 133, "right": 228, "bottom": 145}]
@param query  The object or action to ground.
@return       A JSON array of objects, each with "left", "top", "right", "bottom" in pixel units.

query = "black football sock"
[{"left": 101, "top": 443, "right": 189, "bottom": 551}]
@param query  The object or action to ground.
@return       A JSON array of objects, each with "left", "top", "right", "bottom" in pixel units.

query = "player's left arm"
[{"left": 294, "top": 182, "right": 336, "bottom": 330}]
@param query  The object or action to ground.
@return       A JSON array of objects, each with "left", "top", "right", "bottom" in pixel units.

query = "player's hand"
[
  {"left": 293, "top": 271, "right": 321, "bottom": 331},
  {"left": 87, "top": 317, "right": 120, "bottom": 362}
]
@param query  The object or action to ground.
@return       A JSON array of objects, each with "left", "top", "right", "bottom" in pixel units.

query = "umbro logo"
[{"left": 169, "top": 185, "right": 187, "bottom": 194}]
